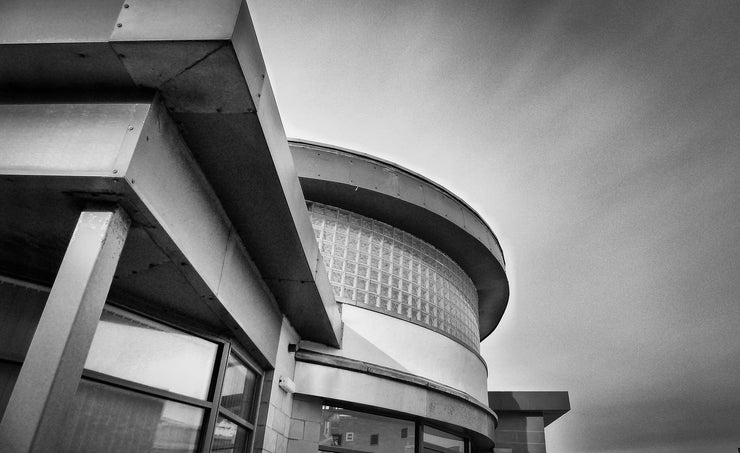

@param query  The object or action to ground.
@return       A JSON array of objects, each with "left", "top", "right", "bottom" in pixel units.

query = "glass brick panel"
[{"left": 308, "top": 202, "right": 480, "bottom": 351}]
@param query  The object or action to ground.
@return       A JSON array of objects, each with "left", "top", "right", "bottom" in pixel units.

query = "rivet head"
[
  {"left": 123, "top": 3, "right": 130, "bottom": 8},
  {"left": 127, "top": 126, "right": 134, "bottom": 131},
  {"left": 113, "top": 169, "right": 118, "bottom": 174},
  {"left": 116, "top": 23, "right": 123, "bottom": 28}
]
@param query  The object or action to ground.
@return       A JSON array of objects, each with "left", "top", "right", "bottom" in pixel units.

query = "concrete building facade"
[{"left": 0, "top": 2, "right": 568, "bottom": 453}]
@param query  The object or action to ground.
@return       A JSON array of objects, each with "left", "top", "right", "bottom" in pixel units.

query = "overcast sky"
[{"left": 248, "top": 1, "right": 740, "bottom": 451}]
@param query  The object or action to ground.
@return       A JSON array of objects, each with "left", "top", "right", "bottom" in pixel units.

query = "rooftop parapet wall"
[{"left": 290, "top": 141, "right": 510, "bottom": 339}]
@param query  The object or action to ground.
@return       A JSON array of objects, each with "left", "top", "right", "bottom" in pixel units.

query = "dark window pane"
[
  {"left": 0, "top": 279, "right": 47, "bottom": 359},
  {"left": 423, "top": 426, "right": 464, "bottom": 453},
  {"left": 220, "top": 353, "right": 257, "bottom": 420},
  {"left": 85, "top": 307, "right": 218, "bottom": 399},
  {"left": 60, "top": 379, "right": 204, "bottom": 453},
  {"left": 319, "top": 406, "right": 415, "bottom": 453},
  {"left": 0, "top": 361, "right": 20, "bottom": 420},
  {"left": 211, "top": 416, "right": 249, "bottom": 453}
]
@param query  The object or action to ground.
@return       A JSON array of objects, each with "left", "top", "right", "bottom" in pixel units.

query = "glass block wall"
[{"left": 308, "top": 202, "right": 480, "bottom": 351}]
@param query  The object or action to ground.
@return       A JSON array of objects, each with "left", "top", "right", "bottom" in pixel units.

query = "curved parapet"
[{"left": 290, "top": 140, "right": 509, "bottom": 341}]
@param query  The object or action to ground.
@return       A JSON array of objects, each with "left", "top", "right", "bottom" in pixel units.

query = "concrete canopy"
[
  {"left": 0, "top": 0, "right": 341, "bottom": 348},
  {"left": 488, "top": 391, "right": 571, "bottom": 427}
]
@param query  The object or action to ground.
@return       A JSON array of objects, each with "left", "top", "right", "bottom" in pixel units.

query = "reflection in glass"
[
  {"left": 319, "top": 406, "right": 415, "bottom": 453},
  {"left": 220, "top": 353, "right": 257, "bottom": 420},
  {"left": 60, "top": 379, "right": 204, "bottom": 453},
  {"left": 423, "top": 426, "right": 465, "bottom": 453},
  {"left": 211, "top": 416, "right": 249, "bottom": 453},
  {"left": 85, "top": 307, "right": 218, "bottom": 399}
]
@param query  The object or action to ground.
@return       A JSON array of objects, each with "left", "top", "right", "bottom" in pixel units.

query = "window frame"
[
  {"left": 205, "top": 345, "right": 264, "bottom": 453},
  {"left": 78, "top": 303, "right": 264, "bottom": 453},
  {"left": 317, "top": 403, "right": 469, "bottom": 453},
  {"left": 420, "top": 424, "right": 469, "bottom": 453}
]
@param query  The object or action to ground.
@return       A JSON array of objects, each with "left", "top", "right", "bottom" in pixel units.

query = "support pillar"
[{"left": 0, "top": 204, "right": 130, "bottom": 453}]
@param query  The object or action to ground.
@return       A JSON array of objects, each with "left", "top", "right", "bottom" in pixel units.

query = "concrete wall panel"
[
  {"left": 254, "top": 318, "right": 300, "bottom": 453},
  {"left": 396, "top": 172, "right": 426, "bottom": 207},
  {"left": 0, "top": 104, "right": 145, "bottom": 176},
  {"left": 217, "top": 231, "right": 282, "bottom": 362},
  {"left": 125, "top": 100, "right": 288, "bottom": 364},
  {"left": 303, "top": 305, "right": 489, "bottom": 404},
  {"left": 126, "top": 101, "right": 231, "bottom": 293},
  {"left": 294, "top": 362, "right": 428, "bottom": 416},
  {"left": 110, "top": 0, "right": 240, "bottom": 41},
  {"left": 0, "top": 0, "right": 122, "bottom": 43}
]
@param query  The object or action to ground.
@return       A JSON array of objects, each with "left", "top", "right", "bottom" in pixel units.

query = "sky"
[{"left": 247, "top": 1, "right": 740, "bottom": 452}]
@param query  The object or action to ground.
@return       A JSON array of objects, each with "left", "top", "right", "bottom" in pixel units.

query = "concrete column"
[{"left": 0, "top": 204, "right": 130, "bottom": 453}]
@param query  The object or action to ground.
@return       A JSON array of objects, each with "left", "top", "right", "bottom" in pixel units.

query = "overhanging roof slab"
[
  {"left": 0, "top": 0, "right": 342, "bottom": 346},
  {"left": 488, "top": 391, "right": 571, "bottom": 427}
]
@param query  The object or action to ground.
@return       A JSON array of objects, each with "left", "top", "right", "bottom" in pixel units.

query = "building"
[
  {"left": 488, "top": 392, "right": 571, "bottom": 453},
  {"left": 0, "top": 1, "right": 568, "bottom": 453}
]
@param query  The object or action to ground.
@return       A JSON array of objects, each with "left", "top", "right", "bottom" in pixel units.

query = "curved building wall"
[
  {"left": 308, "top": 202, "right": 480, "bottom": 352},
  {"left": 291, "top": 141, "right": 510, "bottom": 340},
  {"left": 292, "top": 362, "right": 497, "bottom": 449},
  {"left": 303, "top": 305, "right": 489, "bottom": 403}
]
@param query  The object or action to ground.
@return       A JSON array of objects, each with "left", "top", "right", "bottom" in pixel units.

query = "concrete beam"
[
  {"left": 0, "top": 100, "right": 341, "bottom": 365},
  {"left": 488, "top": 391, "right": 571, "bottom": 427}
]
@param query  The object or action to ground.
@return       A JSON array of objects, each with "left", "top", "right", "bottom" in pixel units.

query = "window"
[
  {"left": 422, "top": 426, "right": 465, "bottom": 453},
  {"left": 59, "top": 306, "right": 262, "bottom": 453},
  {"left": 0, "top": 278, "right": 47, "bottom": 419},
  {"left": 214, "top": 352, "right": 260, "bottom": 452},
  {"left": 319, "top": 406, "right": 468, "bottom": 453},
  {"left": 319, "top": 406, "right": 414, "bottom": 453}
]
